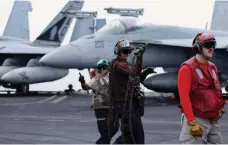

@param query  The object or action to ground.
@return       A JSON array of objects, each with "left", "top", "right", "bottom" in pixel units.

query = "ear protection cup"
[
  {"left": 192, "top": 32, "right": 203, "bottom": 54},
  {"left": 192, "top": 43, "right": 200, "bottom": 54}
]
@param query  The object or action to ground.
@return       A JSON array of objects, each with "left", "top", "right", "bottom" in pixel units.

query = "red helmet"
[
  {"left": 114, "top": 40, "right": 133, "bottom": 55},
  {"left": 198, "top": 32, "right": 215, "bottom": 42},
  {"left": 192, "top": 32, "right": 216, "bottom": 54}
]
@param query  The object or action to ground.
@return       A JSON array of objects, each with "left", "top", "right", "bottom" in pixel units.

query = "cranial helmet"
[
  {"left": 192, "top": 32, "right": 216, "bottom": 54},
  {"left": 97, "top": 59, "right": 109, "bottom": 69},
  {"left": 114, "top": 39, "right": 133, "bottom": 55}
]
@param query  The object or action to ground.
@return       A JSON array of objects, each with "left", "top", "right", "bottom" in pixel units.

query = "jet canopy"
[{"left": 97, "top": 17, "right": 140, "bottom": 34}]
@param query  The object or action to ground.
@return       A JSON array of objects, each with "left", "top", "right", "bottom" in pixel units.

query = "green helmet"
[{"left": 97, "top": 59, "right": 109, "bottom": 69}]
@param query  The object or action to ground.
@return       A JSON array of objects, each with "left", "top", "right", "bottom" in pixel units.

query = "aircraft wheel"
[{"left": 16, "top": 84, "right": 29, "bottom": 95}]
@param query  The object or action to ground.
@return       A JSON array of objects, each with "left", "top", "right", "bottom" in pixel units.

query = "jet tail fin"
[
  {"left": 3, "top": 1, "right": 32, "bottom": 40},
  {"left": 210, "top": 0, "right": 228, "bottom": 31},
  {"left": 70, "top": 18, "right": 106, "bottom": 42},
  {"left": 33, "top": 0, "right": 84, "bottom": 47}
]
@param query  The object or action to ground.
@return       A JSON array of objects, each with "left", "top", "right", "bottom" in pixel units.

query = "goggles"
[
  {"left": 120, "top": 48, "right": 133, "bottom": 54},
  {"left": 202, "top": 40, "right": 216, "bottom": 49},
  {"left": 97, "top": 65, "right": 108, "bottom": 70}
]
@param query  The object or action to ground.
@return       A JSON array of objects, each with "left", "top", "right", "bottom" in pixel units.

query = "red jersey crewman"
[{"left": 178, "top": 32, "right": 228, "bottom": 144}]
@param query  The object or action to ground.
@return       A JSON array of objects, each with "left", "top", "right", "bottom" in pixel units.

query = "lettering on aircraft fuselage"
[
  {"left": 19, "top": 71, "right": 29, "bottom": 81},
  {"left": 95, "top": 40, "right": 104, "bottom": 48}
]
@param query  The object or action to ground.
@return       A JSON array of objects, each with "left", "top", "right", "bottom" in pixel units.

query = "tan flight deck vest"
[{"left": 91, "top": 75, "right": 110, "bottom": 109}]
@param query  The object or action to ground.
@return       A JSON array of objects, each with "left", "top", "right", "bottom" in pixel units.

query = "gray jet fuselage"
[
  {"left": 40, "top": 17, "right": 228, "bottom": 74},
  {"left": 39, "top": 17, "right": 228, "bottom": 94}
]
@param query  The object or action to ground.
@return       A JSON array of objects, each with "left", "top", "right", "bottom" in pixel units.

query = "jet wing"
[
  {"left": 131, "top": 37, "right": 228, "bottom": 50},
  {"left": 0, "top": 46, "right": 53, "bottom": 55}
]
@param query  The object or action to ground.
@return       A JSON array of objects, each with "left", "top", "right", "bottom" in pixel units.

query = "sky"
[{"left": 0, "top": 0, "right": 216, "bottom": 92}]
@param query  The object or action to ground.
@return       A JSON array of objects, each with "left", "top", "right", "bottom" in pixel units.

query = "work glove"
[
  {"left": 219, "top": 107, "right": 226, "bottom": 117},
  {"left": 134, "top": 44, "right": 147, "bottom": 56},
  {"left": 79, "top": 73, "right": 85, "bottom": 84},
  {"left": 188, "top": 120, "right": 202, "bottom": 137},
  {"left": 210, "top": 107, "right": 226, "bottom": 124},
  {"left": 217, "top": 107, "right": 226, "bottom": 120}
]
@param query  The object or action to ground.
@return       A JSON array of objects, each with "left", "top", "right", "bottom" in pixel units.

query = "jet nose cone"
[
  {"left": 39, "top": 44, "right": 91, "bottom": 69},
  {"left": 142, "top": 77, "right": 152, "bottom": 89},
  {"left": 39, "top": 47, "right": 71, "bottom": 68},
  {"left": 39, "top": 52, "right": 56, "bottom": 66},
  {"left": 0, "top": 66, "right": 17, "bottom": 78},
  {"left": 1, "top": 70, "right": 21, "bottom": 84},
  {"left": 142, "top": 76, "right": 163, "bottom": 91}
]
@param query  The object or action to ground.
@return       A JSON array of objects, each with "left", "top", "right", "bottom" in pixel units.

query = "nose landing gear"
[{"left": 16, "top": 84, "right": 29, "bottom": 95}]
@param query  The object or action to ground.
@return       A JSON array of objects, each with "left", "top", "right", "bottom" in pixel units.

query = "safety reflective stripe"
[
  {"left": 212, "top": 69, "right": 217, "bottom": 80},
  {"left": 195, "top": 67, "right": 217, "bottom": 80},
  {"left": 195, "top": 68, "right": 204, "bottom": 79}
]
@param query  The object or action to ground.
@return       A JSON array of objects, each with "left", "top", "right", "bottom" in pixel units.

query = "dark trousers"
[
  {"left": 94, "top": 109, "right": 119, "bottom": 144},
  {"left": 111, "top": 101, "right": 145, "bottom": 144}
]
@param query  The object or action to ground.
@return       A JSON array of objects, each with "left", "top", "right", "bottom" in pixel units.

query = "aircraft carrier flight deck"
[{"left": 0, "top": 93, "right": 227, "bottom": 144}]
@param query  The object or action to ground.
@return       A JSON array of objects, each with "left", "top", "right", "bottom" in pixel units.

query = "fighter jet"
[
  {"left": 2, "top": 1, "right": 32, "bottom": 40},
  {"left": 0, "top": 0, "right": 85, "bottom": 94},
  {"left": 39, "top": 0, "right": 228, "bottom": 96},
  {"left": 0, "top": 0, "right": 32, "bottom": 64}
]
